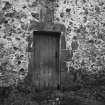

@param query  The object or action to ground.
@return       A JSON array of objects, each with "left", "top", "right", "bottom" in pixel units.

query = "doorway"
[{"left": 33, "top": 31, "right": 61, "bottom": 89}]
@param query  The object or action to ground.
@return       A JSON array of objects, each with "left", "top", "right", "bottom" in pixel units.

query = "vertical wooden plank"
[
  {"left": 58, "top": 35, "right": 60, "bottom": 88},
  {"left": 33, "top": 34, "right": 36, "bottom": 87},
  {"left": 33, "top": 34, "right": 39, "bottom": 88},
  {"left": 38, "top": 35, "right": 40, "bottom": 89},
  {"left": 56, "top": 35, "right": 59, "bottom": 87},
  {"left": 39, "top": 34, "right": 49, "bottom": 89},
  {"left": 50, "top": 35, "right": 54, "bottom": 88},
  {"left": 39, "top": 34, "right": 43, "bottom": 89},
  {"left": 47, "top": 36, "right": 50, "bottom": 88},
  {"left": 44, "top": 35, "right": 49, "bottom": 89},
  {"left": 48, "top": 35, "right": 52, "bottom": 88},
  {"left": 36, "top": 33, "right": 40, "bottom": 89},
  {"left": 45, "top": 35, "right": 49, "bottom": 88},
  {"left": 49, "top": 35, "right": 56, "bottom": 88},
  {"left": 57, "top": 35, "right": 59, "bottom": 72},
  {"left": 52, "top": 35, "right": 56, "bottom": 87},
  {"left": 58, "top": 34, "right": 61, "bottom": 87},
  {"left": 37, "top": 35, "right": 40, "bottom": 89}
]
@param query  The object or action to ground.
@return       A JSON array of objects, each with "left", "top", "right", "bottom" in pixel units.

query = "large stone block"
[
  {"left": 60, "top": 60, "right": 67, "bottom": 72},
  {"left": 26, "top": 36, "right": 33, "bottom": 52},
  {"left": 60, "top": 71, "right": 74, "bottom": 88},
  {"left": 30, "top": 20, "right": 66, "bottom": 32},
  {"left": 60, "top": 50, "right": 73, "bottom": 72},
  {"left": 61, "top": 34, "right": 66, "bottom": 49},
  {"left": 60, "top": 49, "right": 73, "bottom": 61}
]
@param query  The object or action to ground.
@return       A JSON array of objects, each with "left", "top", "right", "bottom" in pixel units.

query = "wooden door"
[{"left": 33, "top": 31, "right": 60, "bottom": 89}]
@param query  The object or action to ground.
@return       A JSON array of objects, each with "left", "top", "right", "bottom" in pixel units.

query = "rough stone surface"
[
  {"left": 0, "top": 0, "right": 105, "bottom": 104},
  {"left": 61, "top": 34, "right": 66, "bottom": 49},
  {"left": 0, "top": 0, "right": 42, "bottom": 86},
  {"left": 54, "top": 0, "right": 105, "bottom": 73}
]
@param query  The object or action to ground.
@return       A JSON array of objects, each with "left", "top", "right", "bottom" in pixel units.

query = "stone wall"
[
  {"left": 0, "top": 0, "right": 65, "bottom": 87},
  {"left": 54, "top": 0, "right": 105, "bottom": 87},
  {"left": 1, "top": 0, "right": 105, "bottom": 87},
  {"left": 0, "top": 0, "right": 41, "bottom": 87},
  {"left": 55, "top": 0, "right": 105, "bottom": 72}
]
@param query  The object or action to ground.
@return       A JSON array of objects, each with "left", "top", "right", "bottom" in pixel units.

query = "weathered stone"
[
  {"left": 45, "top": 9, "right": 54, "bottom": 23},
  {"left": 53, "top": 23, "right": 66, "bottom": 32},
  {"left": 26, "top": 36, "right": 33, "bottom": 52},
  {"left": 40, "top": 7, "right": 47, "bottom": 22},
  {"left": 0, "top": 12, "right": 5, "bottom": 24},
  {"left": 71, "top": 41, "right": 79, "bottom": 51},
  {"left": 30, "top": 20, "right": 66, "bottom": 32},
  {"left": 61, "top": 34, "right": 66, "bottom": 49},
  {"left": 60, "top": 61, "right": 67, "bottom": 72},
  {"left": 31, "top": 12, "right": 39, "bottom": 20},
  {"left": 29, "top": 20, "right": 41, "bottom": 30},
  {"left": 2, "top": 2, "right": 12, "bottom": 10},
  {"left": 95, "top": 6, "right": 100, "bottom": 13},
  {"left": 21, "top": 23, "right": 29, "bottom": 30},
  {"left": 60, "top": 50, "right": 73, "bottom": 72},
  {"left": 60, "top": 12, "right": 64, "bottom": 18},
  {"left": 31, "top": 1, "right": 38, "bottom": 7},
  {"left": 66, "top": 8, "right": 71, "bottom": 12},
  {"left": 60, "top": 49, "right": 73, "bottom": 61},
  {"left": 60, "top": 71, "right": 74, "bottom": 88},
  {"left": 48, "top": 0, "right": 56, "bottom": 2}
]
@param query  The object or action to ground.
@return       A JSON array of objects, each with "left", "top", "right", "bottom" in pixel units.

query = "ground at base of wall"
[
  {"left": 0, "top": 69, "right": 105, "bottom": 105},
  {"left": 0, "top": 84, "right": 105, "bottom": 105}
]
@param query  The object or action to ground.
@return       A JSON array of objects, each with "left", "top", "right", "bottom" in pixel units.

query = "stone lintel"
[{"left": 30, "top": 21, "right": 66, "bottom": 32}]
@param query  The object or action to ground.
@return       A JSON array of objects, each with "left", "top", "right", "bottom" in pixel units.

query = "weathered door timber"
[{"left": 33, "top": 31, "right": 60, "bottom": 89}]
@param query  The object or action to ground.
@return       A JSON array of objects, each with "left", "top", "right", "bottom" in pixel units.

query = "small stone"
[
  {"left": 18, "top": 61, "right": 21, "bottom": 65},
  {"left": 0, "top": 66, "right": 3, "bottom": 70},
  {"left": 0, "top": 13, "right": 5, "bottom": 24},
  {"left": 103, "top": 7, "right": 105, "bottom": 10},
  {"left": 83, "top": 7, "right": 88, "bottom": 15},
  {"left": 56, "top": 18, "right": 60, "bottom": 21},
  {"left": 31, "top": 1, "right": 38, "bottom": 7},
  {"left": 20, "top": 55, "right": 24, "bottom": 57},
  {"left": 83, "top": 16, "right": 87, "bottom": 23},
  {"left": 103, "top": 23, "right": 105, "bottom": 26},
  {"left": 82, "top": 0, "right": 86, "bottom": 3},
  {"left": 88, "top": 39, "right": 94, "bottom": 44},
  {"left": 64, "top": 0, "right": 66, "bottom": 4},
  {"left": 21, "top": 23, "right": 29, "bottom": 30},
  {"left": 66, "top": 8, "right": 71, "bottom": 12},
  {"left": 2, "top": 2, "right": 12, "bottom": 10},
  {"left": 6, "top": 38, "right": 12, "bottom": 41},
  {"left": 31, "top": 13, "right": 39, "bottom": 20},
  {"left": 60, "top": 12, "right": 64, "bottom": 18},
  {"left": 48, "top": 0, "right": 56, "bottom": 2},
  {"left": 16, "top": 37, "right": 20, "bottom": 40},
  {"left": 99, "top": 2, "right": 104, "bottom": 6},
  {"left": 71, "top": 41, "right": 79, "bottom": 51},
  {"left": 4, "top": 20, "right": 8, "bottom": 24},
  {"left": 22, "top": 6, "right": 27, "bottom": 9},
  {"left": 95, "top": 6, "right": 100, "bottom": 12},
  {"left": 5, "top": 12, "right": 15, "bottom": 18},
  {"left": 76, "top": 29, "right": 81, "bottom": 33},
  {"left": 73, "top": 36, "right": 77, "bottom": 40},
  {"left": 13, "top": 47, "right": 18, "bottom": 50},
  {"left": 69, "top": 21, "right": 72, "bottom": 25},
  {"left": 19, "top": 68, "right": 25, "bottom": 74},
  {"left": 98, "top": 33, "right": 105, "bottom": 41}
]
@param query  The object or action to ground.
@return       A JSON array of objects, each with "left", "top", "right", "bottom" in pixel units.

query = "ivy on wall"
[{"left": 54, "top": 0, "right": 105, "bottom": 73}]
